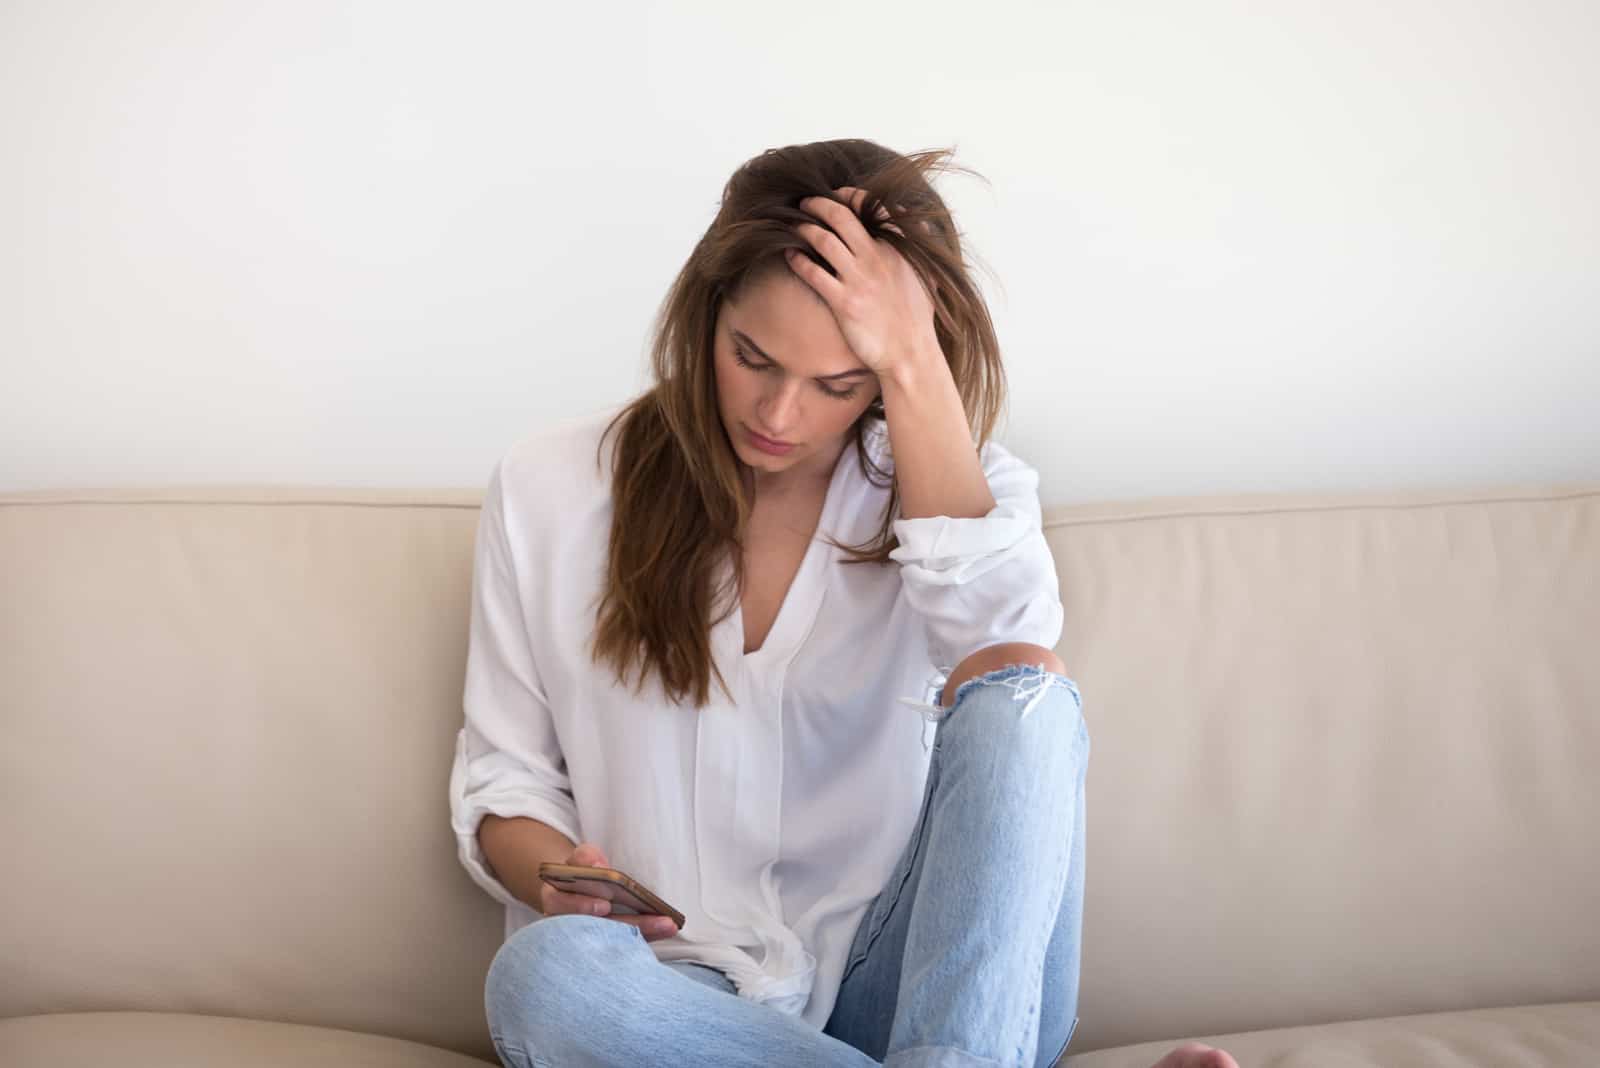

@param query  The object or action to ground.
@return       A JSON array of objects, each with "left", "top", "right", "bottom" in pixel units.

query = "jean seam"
[
  {"left": 853, "top": 758, "right": 939, "bottom": 978},
  {"left": 491, "top": 1033, "right": 548, "bottom": 1068},
  {"left": 1043, "top": 1016, "right": 1079, "bottom": 1067},
  {"left": 1025, "top": 812, "right": 1074, "bottom": 1065},
  {"left": 888, "top": 1042, "right": 1007, "bottom": 1067}
]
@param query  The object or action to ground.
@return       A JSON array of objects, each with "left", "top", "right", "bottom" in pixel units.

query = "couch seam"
[{"left": 1041, "top": 486, "right": 1600, "bottom": 531}]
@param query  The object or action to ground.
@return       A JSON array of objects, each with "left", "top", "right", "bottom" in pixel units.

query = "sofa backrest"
[
  {"left": 3, "top": 479, "right": 1596, "bottom": 1059},
  {"left": 1046, "top": 481, "right": 1600, "bottom": 1051},
  {"left": 1, "top": 486, "right": 501, "bottom": 1061}
]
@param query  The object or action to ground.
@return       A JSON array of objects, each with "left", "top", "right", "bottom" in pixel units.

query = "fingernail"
[{"left": 591, "top": 901, "right": 609, "bottom": 916}]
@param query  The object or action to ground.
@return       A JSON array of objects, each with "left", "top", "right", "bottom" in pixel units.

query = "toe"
[
  {"left": 1149, "top": 1043, "right": 1210, "bottom": 1068},
  {"left": 1153, "top": 1042, "right": 1245, "bottom": 1068}
]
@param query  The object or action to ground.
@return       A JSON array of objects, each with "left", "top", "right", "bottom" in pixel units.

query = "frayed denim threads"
[{"left": 896, "top": 661, "right": 1082, "bottom": 741}]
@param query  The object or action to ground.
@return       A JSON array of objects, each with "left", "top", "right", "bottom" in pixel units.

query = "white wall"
[{"left": 4, "top": 0, "right": 1597, "bottom": 504}]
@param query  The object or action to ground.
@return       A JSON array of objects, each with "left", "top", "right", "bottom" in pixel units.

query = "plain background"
[{"left": 4, "top": 0, "right": 1597, "bottom": 504}]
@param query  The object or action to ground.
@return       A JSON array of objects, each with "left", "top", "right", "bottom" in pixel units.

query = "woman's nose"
[{"left": 759, "top": 380, "right": 803, "bottom": 428}]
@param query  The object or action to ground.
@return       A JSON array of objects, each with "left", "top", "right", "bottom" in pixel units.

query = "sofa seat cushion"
[
  {"left": 1063, "top": 1001, "right": 1600, "bottom": 1067},
  {"left": 0, "top": 1011, "right": 496, "bottom": 1067}
]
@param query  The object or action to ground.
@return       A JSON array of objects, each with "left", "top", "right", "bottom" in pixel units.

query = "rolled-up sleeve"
[
  {"left": 888, "top": 441, "right": 1064, "bottom": 671},
  {"left": 448, "top": 457, "right": 582, "bottom": 910}
]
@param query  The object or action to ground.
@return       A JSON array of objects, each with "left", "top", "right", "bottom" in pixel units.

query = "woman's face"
[{"left": 712, "top": 269, "right": 882, "bottom": 493}]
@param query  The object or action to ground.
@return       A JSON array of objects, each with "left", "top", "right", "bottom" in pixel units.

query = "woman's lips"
[{"left": 745, "top": 425, "right": 796, "bottom": 454}]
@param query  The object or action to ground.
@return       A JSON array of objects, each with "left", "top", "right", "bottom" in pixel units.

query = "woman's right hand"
[{"left": 539, "top": 842, "right": 681, "bottom": 943}]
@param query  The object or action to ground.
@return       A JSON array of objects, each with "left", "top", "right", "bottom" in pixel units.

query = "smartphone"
[{"left": 538, "top": 862, "right": 686, "bottom": 929}]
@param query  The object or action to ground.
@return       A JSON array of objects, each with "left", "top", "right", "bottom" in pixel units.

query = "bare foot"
[{"left": 1147, "top": 1041, "right": 1241, "bottom": 1068}]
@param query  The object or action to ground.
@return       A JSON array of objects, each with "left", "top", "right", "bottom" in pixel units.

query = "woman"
[{"left": 449, "top": 139, "right": 1238, "bottom": 1068}]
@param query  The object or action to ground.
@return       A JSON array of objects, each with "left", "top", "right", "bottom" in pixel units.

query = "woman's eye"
[
  {"left": 735, "top": 345, "right": 858, "bottom": 401},
  {"left": 732, "top": 347, "right": 768, "bottom": 371}
]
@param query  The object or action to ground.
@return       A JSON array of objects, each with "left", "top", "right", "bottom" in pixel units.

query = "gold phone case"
[{"left": 538, "top": 863, "right": 687, "bottom": 929}]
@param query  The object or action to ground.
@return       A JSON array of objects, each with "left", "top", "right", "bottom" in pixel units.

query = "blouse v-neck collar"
[{"left": 720, "top": 439, "right": 859, "bottom": 676}]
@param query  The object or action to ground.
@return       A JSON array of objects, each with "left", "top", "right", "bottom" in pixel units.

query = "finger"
[
  {"left": 798, "top": 193, "right": 875, "bottom": 259},
  {"left": 792, "top": 220, "right": 858, "bottom": 281},
  {"left": 834, "top": 185, "right": 890, "bottom": 222},
  {"left": 570, "top": 842, "right": 609, "bottom": 867},
  {"left": 834, "top": 185, "right": 906, "bottom": 237},
  {"left": 543, "top": 886, "right": 614, "bottom": 917},
  {"left": 608, "top": 914, "right": 680, "bottom": 942},
  {"left": 783, "top": 246, "right": 845, "bottom": 306}
]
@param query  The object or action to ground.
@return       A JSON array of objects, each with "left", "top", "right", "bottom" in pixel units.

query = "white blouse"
[{"left": 449, "top": 401, "right": 1063, "bottom": 1029}]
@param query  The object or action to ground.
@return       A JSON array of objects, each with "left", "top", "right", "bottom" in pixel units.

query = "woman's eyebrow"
[{"left": 731, "top": 329, "right": 874, "bottom": 380}]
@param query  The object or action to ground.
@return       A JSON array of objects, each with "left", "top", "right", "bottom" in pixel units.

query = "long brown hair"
[{"left": 590, "top": 139, "right": 1008, "bottom": 709}]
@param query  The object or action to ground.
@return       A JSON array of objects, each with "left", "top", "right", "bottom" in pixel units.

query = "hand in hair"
[{"left": 784, "top": 185, "right": 941, "bottom": 377}]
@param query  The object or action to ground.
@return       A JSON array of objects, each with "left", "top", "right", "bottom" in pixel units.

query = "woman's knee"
[
  {"left": 940, "top": 644, "right": 1082, "bottom": 727},
  {"left": 939, "top": 642, "right": 1066, "bottom": 710},
  {"left": 486, "top": 914, "right": 643, "bottom": 1050},
  {"left": 933, "top": 654, "right": 1087, "bottom": 782}
]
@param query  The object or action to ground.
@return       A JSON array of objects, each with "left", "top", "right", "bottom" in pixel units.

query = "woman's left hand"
[{"left": 785, "top": 186, "right": 940, "bottom": 376}]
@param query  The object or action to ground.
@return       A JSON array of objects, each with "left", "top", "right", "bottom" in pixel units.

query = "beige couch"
[{"left": 3, "top": 476, "right": 1598, "bottom": 1066}]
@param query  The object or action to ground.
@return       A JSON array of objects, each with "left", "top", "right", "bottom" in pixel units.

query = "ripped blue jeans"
[
  {"left": 825, "top": 662, "right": 1088, "bottom": 1067},
  {"left": 484, "top": 663, "right": 1088, "bottom": 1068}
]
